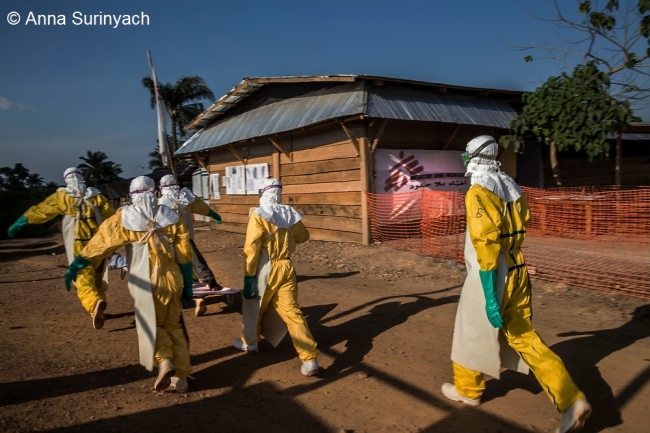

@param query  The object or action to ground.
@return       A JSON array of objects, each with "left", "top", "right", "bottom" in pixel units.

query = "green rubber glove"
[
  {"left": 178, "top": 262, "right": 194, "bottom": 302},
  {"left": 207, "top": 209, "right": 222, "bottom": 224},
  {"left": 65, "top": 255, "right": 92, "bottom": 291},
  {"left": 7, "top": 215, "right": 29, "bottom": 238},
  {"left": 479, "top": 269, "right": 504, "bottom": 329},
  {"left": 243, "top": 275, "right": 257, "bottom": 299}
]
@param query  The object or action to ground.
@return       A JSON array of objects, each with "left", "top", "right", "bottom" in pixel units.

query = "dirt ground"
[{"left": 0, "top": 224, "right": 649, "bottom": 433}]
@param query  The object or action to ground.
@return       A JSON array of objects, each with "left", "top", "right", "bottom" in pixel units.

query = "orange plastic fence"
[{"left": 366, "top": 186, "right": 650, "bottom": 299}]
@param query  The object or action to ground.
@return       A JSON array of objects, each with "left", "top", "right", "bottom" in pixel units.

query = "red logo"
[{"left": 384, "top": 151, "right": 425, "bottom": 192}]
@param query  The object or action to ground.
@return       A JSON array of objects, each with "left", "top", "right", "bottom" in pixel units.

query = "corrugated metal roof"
[
  {"left": 176, "top": 80, "right": 518, "bottom": 155},
  {"left": 184, "top": 74, "right": 522, "bottom": 130},
  {"left": 176, "top": 81, "right": 365, "bottom": 155},
  {"left": 367, "top": 84, "right": 516, "bottom": 128}
]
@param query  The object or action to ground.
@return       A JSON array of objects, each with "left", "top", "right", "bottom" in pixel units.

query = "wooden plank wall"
[{"left": 208, "top": 139, "right": 363, "bottom": 243}]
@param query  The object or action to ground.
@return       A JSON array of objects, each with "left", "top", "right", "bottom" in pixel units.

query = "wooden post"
[
  {"left": 269, "top": 137, "right": 292, "bottom": 161},
  {"left": 371, "top": 119, "right": 388, "bottom": 153},
  {"left": 192, "top": 153, "right": 209, "bottom": 171},
  {"left": 339, "top": 122, "right": 360, "bottom": 156},
  {"left": 443, "top": 124, "right": 461, "bottom": 150},
  {"left": 615, "top": 131, "right": 622, "bottom": 187},
  {"left": 359, "top": 136, "right": 371, "bottom": 245},
  {"left": 272, "top": 151, "right": 280, "bottom": 179}
]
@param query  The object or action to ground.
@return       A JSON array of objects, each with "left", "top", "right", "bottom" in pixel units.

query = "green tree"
[
  {"left": 500, "top": 63, "right": 637, "bottom": 185},
  {"left": 77, "top": 151, "right": 123, "bottom": 186},
  {"left": 147, "top": 147, "right": 166, "bottom": 172},
  {"left": 141, "top": 75, "right": 215, "bottom": 158},
  {"left": 521, "top": 0, "right": 650, "bottom": 109},
  {"left": 147, "top": 135, "right": 189, "bottom": 172},
  {"left": 25, "top": 172, "right": 44, "bottom": 188},
  {"left": 0, "top": 164, "right": 59, "bottom": 239},
  {"left": 0, "top": 163, "right": 31, "bottom": 189}
]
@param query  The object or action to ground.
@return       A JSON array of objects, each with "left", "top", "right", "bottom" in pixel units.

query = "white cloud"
[{"left": 0, "top": 96, "right": 35, "bottom": 111}]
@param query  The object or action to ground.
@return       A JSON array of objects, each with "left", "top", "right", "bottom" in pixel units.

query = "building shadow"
[
  {"left": 297, "top": 271, "right": 360, "bottom": 283},
  {"left": 0, "top": 365, "right": 149, "bottom": 407},
  {"left": 306, "top": 294, "right": 458, "bottom": 375},
  {"left": 482, "top": 304, "right": 650, "bottom": 433}
]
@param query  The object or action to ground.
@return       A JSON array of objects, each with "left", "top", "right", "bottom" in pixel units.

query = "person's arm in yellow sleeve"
[
  {"left": 186, "top": 197, "right": 210, "bottom": 215},
  {"left": 79, "top": 211, "right": 130, "bottom": 262},
  {"left": 242, "top": 213, "right": 265, "bottom": 299},
  {"left": 465, "top": 186, "right": 504, "bottom": 329},
  {"left": 291, "top": 220, "right": 310, "bottom": 244},
  {"left": 187, "top": 196, "right": 221, "bottom": 223},
  {"left": 465, "top": 187, "right": 502, "bottom": 272},
  {"left": 173, "top": 217, "right": 193, "bottom": 264},
  {"left": 9, "top": 190, "right": 68, "bottom": 237},
  {"left": 519, "top": 194, "right": 532, "bottom": 228},
  {"left": 96, "top": 194, "right": 114, "bottom": 221},
  {"left": 24, "top": 190, "right": 68, "bottom": 224},
  {"left": 173, "top": 218, "right": 195, "bottom": 302},
  {"left": 243, "top": 214, "right": 264, "bottom": 276}
]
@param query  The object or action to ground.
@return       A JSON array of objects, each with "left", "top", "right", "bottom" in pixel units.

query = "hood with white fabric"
[
  {"left": 61, "top": 167, "right": 100, "bottom": 199},
  {"left": 463, "top": 135, "right": 521, "bottom": 203},
  {"left": 158, "top": 174, "right": 196, "bottom": 211},
  {"left": 122, "top": 176, "right": 178, "bottom": 231},
  {"left": 254, "top": 178, "right": 302, "bottom": 229}
]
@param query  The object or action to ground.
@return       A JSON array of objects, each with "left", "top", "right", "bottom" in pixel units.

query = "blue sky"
[{"left": 0, "top": 0, "right": 621, "bottom": 183}]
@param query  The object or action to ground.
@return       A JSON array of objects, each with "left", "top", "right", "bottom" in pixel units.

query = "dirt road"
[{"left": 0, "top": 226, "right": 648, "bottom": 432}]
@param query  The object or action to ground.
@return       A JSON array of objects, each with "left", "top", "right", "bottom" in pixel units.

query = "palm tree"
[
  {"left": 147, "top": 134, "right": 189, "bottom": 172},
  {"left": 77, "top": 151, "right": 123, "bottom": 186},
  {"left": 25, "top": 172, "right": 44, "bottom": 188},
  {"left": 141, "top": 75, "right": 215, "bottom": 155},
  {"left": 147, "top": 147, "right": 166, "bottom": 172},
  {"left": 0, "top": 163, "right": 31, "bottom": 189}
]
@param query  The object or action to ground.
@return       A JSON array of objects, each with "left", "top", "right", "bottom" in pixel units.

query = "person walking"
[
  {"left": 158, "top": 174, "right": 224, "bottom": 316},
  {"left": 7, "top": 167, "right": 115, "bottom": 329},
  {"left": 442, "top": 136, "right": 591, "bottom": 433},
  {"left": 234, "top": 178, "right": 320, "bottom": 377},
  {"left": 65, "top": 176, "right": 194, "bottom": 393}
]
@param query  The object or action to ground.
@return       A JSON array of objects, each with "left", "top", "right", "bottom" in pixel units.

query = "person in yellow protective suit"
[
  {"left": 64, "top": 176, "right": 195, "bottom": 393},
  {"left": 234, "top": 178, "right": 320, "bottom": 377},
  {"left": 158, "top": 174, "right": 223, "bottom": 316},
  {"left": 7, "top": 167, "right": 114, "bottom": 329},
  {"left": 442, "top": 136, "right": 591, "bottom": 433}
]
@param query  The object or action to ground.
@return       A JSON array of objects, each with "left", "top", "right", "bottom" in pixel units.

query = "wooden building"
[{"left": 175, "top": 75, "right": 523, "bottom": 244}]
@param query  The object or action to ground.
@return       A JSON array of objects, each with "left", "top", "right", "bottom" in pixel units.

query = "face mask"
[
  {"left": 161, "top": 185, "right": 180, "bottom": 199},
  {"left": 65, "top": 174, "right": 86, "bottom": 196},
  {"left": 130, "top": 190, "right": 158, "bottom": 219}
]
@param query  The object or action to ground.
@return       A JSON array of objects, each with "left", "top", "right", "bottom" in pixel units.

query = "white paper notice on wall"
[
  {"left": 224, "top": 165, "right": 246, "bottom": 195},
  {"left": 245, "top": 163, "right": 269, "bottom": 195},
  {"left": 210, "top": 173, "right": 220, "bottom": 200}
]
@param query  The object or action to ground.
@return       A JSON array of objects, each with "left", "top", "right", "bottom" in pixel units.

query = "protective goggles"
[
  {"left": 461, "top": 139, "right": 497, "bottom": 167},
  {"left": 64, "top": 170, "right": 83, "bottom": 180},
  {"left": 129, "top": 188, "right": 155, "bottom": 198},
  {"left": 258, "top": 184, "right": 282, "bottom": 196}
]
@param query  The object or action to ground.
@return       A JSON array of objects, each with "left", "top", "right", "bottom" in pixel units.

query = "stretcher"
[{"left": 192, "top": 282, "right": 240, "bottom": 298}]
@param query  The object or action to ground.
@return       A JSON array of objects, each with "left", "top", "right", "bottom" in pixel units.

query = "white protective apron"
[
  {"left": 241, "top": 248, "right": 288, "bottom": 348},
  {"left": 121, "top": 204, "right": 182, "bottom": 371},
  {"left": 125, "top": 242, "right": 157, "bottom": 371},
  {"left": 451, "top": 230, "right": 529, "bottom": 378}
]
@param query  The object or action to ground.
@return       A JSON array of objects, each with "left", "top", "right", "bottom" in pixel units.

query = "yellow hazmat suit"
[
  {"left": 78, "top": 204, "right": 193, "bottom": 378},
  {"left": 24, "top": 187, "right": 113, "bottom": 314},
  {"left": 241, "top": 179, "right": 319, "bottom": 366},
  {"left": 453, "top": 184, "right": 585, "bottom": 411},
  {"left": 447, "top": 136, "right": 587, "bottom": 422}
]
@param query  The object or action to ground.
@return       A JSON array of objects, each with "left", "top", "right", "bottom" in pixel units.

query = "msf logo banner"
[{"left": 375, "top": 149, "right": 469, "bottom": 193}]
